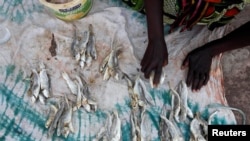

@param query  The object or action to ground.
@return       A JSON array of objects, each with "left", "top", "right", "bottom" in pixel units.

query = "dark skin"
[
  {"left": 141, "top": 0, "right": 168, "bottom": 88},
  {"left": 142, "top": 0, "right": 250, "bottom": 90}
]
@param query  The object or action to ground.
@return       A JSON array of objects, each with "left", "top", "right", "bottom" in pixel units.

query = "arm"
[
  {"left": 144, "top": 0, "right": 164, "bottom": 41},
  {"left": 141, "top": 0, "right": 168, "bottom": 87},
  {"left": 208, "top": 21, "right": 250, "bottom": 56},
  {"left": 182, "top": 21, "right": 250, "bottom": 91}
]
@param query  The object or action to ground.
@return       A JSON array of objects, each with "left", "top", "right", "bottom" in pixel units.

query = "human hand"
[
  {"left": 181, "top": 45, "right": 213, "bottom": 91},
  {"left": 141, "top": 38, "right": 168, "bottom": 87}
]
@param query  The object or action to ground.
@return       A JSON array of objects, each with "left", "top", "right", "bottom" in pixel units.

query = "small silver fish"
[
  {"left": 88, "top": 24, "right": 97, "bottom": 60},
  {"left": 190, "top": 113, "right": 207, "bottom": 141},
  {"left": 168, "top": 82, "right": 181, "bottom": 122},
  {"left": 45, "top": 104, "right": 58, "bottom": 128},
  {"left": 138, "top": 77, "right": 155, "bottom": 106},
  {"left": 75, "top": 82, "right": 82, "bottom": 110},
  {"left": 71, "top": 26, "right": 81, "bottom": 61},
  {"left": 48, "top": 99, "right": 65, "bottom": 137},
  {"left": 109, "top": 110, "right": 121, "bottom": 141},
  {"left": 39, "top": 62, "right": 50, "bottom": 98},
  {"left": 208, "top": 110, "right": 219, "bottom": 125},
  {"left": 100, "top": 53, "right": 110, "bottom": 73},
  {"left": 31, "top": 69, "right": 41, "bottom": 103},
  {"left": 38, "top": 94, "right": 46, "bottom": 104},
  {"left": 79, "top": 30, "right": 90, "bottom": 54},
  {"left": 88, "top": 99, "right": 97, "bottom": 112},
  {"left": 207, "top": 103, "right": 246, "bottom": 125},
  {"left": 160, "top": 115, "right": 184, "bottom": 141},
  {"left": 177, "top": 80, "right": 193, "bottom": 121},
  {"left": 62, "top": 71, "right": 77, "bottom": 95}
]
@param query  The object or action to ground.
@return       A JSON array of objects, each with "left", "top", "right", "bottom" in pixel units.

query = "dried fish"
[
  {"left": 46, "top": 104, "right": 58, "bottom": 128},
  {"left": 47, "top": 95, "right": 75, "bottom": 138},
  {"left": 72, "top": 24, "right": 97, "bottom": 68},
  {"left": 38, "top": 94, "right": 46, "bottom": 104},
  {"left": 177, "top": 80, "right": 193, "bottom": 121},
  {"left": 94, "top": 111, "right": 121, "bottom": 141},
  {"left": 71, "top": 25, "right": 81, "bottom": 61},
  {"left": 138, "top": 77, "right": 155, "bottom": 106},
  {"left": 87, "top": 99, "right": 97, "bottom": 112},
  {"left": 48, "top": 99, "right": 65, "bottom": 137},
  {"left": 208, "top": 110, "right": 219, "bottom": 125},
  {"left": 29, "top": 61, "right": 51, "bottom": 104},
  {"left": 100, "top": 30, "right": 122, "bottom": 81},
  {"left": 94, "top": 126, "right": 107, "bottom": 141},
  {"left": 130, "top": 113, "right": 137, "bottom": 141},
  {"left": 39, "top": 62, "right": 50, "bottom": 98},
  {"left": 125, "top": 74, "right": 155, "bottom": 141},
  {"left": 62, "top": 71, "right": 77, "bottom": 95},
  {"left": 60, "top": 103, "right": 75, "bottom": 137},
  {"left": 79, "top": 30, "right": 90, "bottom": 54},
  {"left": 31, "top": 69, "right": 41, "bottom": 103},
  {"left": 168, "top": 82, "right": 181, "bottom": 122},
  {"left": 79, "top": 54, "right": 86, "bottom": 69},
  {"left": 64, "top": 74, "right": 97, "bottom": 113},
  {"left": 88, "top": 24, "right": 97, "bottom": 60},
  {"left": 207, "top": 103, "right": 246, "bottom": 125},
  {"left": 100, "top": 53, "right": 111, "bottom": 73},
  {"left": 160, "top": 115, "right": 184, "bottom": 141},
  {"left": 190, "top": 113, "right": 207, "bottom": 141},
  {"left": 109, "top": 110, "right": 121, "bottom": 141}
]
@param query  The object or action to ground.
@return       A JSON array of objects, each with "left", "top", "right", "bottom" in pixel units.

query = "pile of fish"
[
  {"left": 46, "top": 95, "right": 75, "bottom": 138},
  {"left": 169, "top": 81, "right": 194, "bottom": 123},
  {"left": 71, "top": 24, "right": 97, "bottom": 68},
  {"left": 158, "top": 80, "right": 245, "bottom": 141},
  {"left": 29, "top": 61, "right": 50, "bottom": 104},
  {"left": 124, "top": 73, "right": 155, "bottom": 141},
  {"left": 99, "top": 35, "right": 123, "bottom": 81},
  {"left": 62, "top": 71, "right": 97, "bottom": 112},
  {"left": 45, "top": 71, "right": 99, "bottom": 138},
  {"left": 94, "top": 110, "right": 121, "bottom": 141}
]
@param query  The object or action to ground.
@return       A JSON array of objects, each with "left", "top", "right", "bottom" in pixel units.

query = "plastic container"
[{"left": 39, "top": 0, "right": 92, "bottom": 21}]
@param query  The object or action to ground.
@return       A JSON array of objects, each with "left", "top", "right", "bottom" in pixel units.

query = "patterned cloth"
[{"left": 122, "top": 0, "right": 249, "bottom": 30}]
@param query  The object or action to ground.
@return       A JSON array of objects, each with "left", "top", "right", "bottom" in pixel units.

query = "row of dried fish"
[
  {"left": 29, "top": 61, "right": 51, "bottom": 104},
  {"left": 159, "top": 81, "right": 199, "bottom": 141},
  {"left": 124, "top": 73, "right": 155, "bottom": 141},
  {"left": 160, "top": 80, "right": 247, "bottom": 141},
  {"left": 44, "top": 71, "right": 98, "bottom": 138},
  {"left": 94, "top": 110, "right": 121, "bottom": 141},
  {"left": 46, "top": 95, "right": 75, "bottom": 138},
  {"left": 72, "top": 24, "right": 97, "bottom": 68},
  {"left": 62, "top": 71, "right": 97, "bottom": 112}
]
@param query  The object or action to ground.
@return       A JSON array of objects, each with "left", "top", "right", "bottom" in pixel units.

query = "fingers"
[
  {"left": 188, "top": 71, "right": 210, "bottom": 91},
  {"left": 186, "top": 68, "right": 193, "bottom": 87},
  {"left": 141, "top": 47, "right": 152, "bottom": 72},
  {"left": 143, "top": 62, "right": 156, "bottom": 79},
  {"left": 153, "top": 66, "right": 162, "bottom": 87},
  {"left": 191, "top": 72, "right": 199, "bottom": 91}
]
